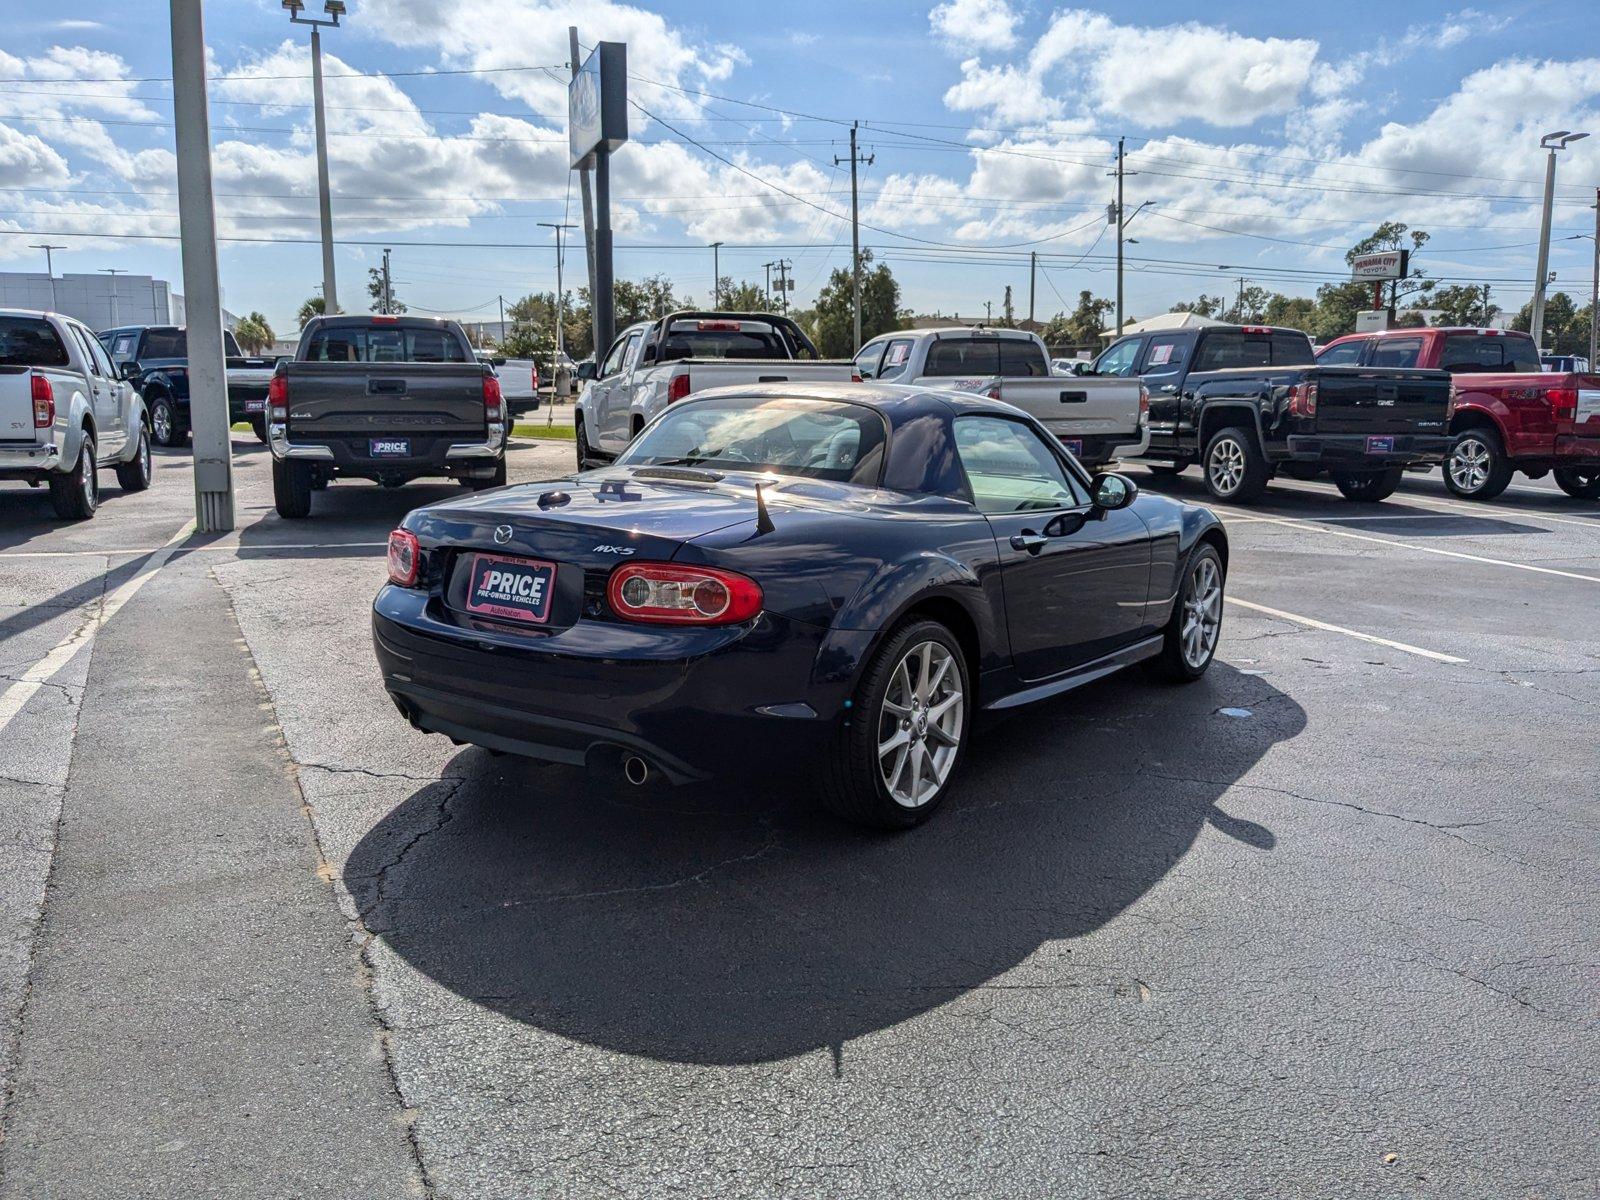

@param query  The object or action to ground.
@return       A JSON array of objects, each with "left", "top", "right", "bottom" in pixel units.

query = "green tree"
[
  {"left": 501, "top": 290, "right": 590, "bottom": 360},
  {"left": 1042, "top": 290, "right": 1115, "bottom": 347},
  {"left": 1510, "top": 291, "right": 1593, "bottom": 354},
  {"left": 295, "top": 295, "right": 326, "bottom": 328},
  {"left": 1261, "top": 294, "right": 1317, "bottom": 330},
  {"left": 367, "top": 267, "right": 406, "bottom": 314},
  {"left": 806, "top": 250, "right": 907, "bottom": 356},
  {"left": 1170, "top": 294, "right": 1225, "bottom": 317},
  {"left": 1224, "top": 285, "right": 1273, "bottom": 324},
  {"left": 1429, "top": 283, "right": 1497, "bottom": 327},
  {"left": 1308, "top": 280, "right": 1372, "bottom": 340},
  {"left": 610, "top": 274, "right": 682, "bottom": 326},
  {"left": 233, "top": 311, "right": 275, "bottom": 353},
  {"left": 720, "top": 278, "right": 775, "bottom": 312}
]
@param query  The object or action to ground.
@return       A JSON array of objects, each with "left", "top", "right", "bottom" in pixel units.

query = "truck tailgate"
[
  {"left": 1313, "top": 367, "right": 1451, "bottom": 435},
  {"left": 282, "top": 363, "right": 487, "bottom": 437},
  {"left": 996, "top": 377, "right": 1142, "bottom": 437},
  {"left": 0, "top": 367, "right": 37, "bottom": 442},
  {"left": 683, "top": 360, "right": 856, "bottom": 390}
]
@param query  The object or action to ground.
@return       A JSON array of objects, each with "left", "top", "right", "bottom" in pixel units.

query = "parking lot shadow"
[{"left": 345, "top": 662, "right": 1302, "bottom": 1066}]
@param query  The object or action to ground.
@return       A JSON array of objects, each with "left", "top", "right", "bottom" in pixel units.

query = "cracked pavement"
[{"left": 0, "top": 439, "right": 1596, "bottom": 1197}]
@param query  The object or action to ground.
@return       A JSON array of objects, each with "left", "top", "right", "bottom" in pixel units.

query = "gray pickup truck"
[{"left": 268, "top": 315, "right": 506, "bottom": 518}]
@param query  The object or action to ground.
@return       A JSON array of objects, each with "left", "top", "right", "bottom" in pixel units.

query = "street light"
[
  {"left": 1531, "top": 129, "right": 1588, "bottom": 350},
  {"left": 29, "top": 244, "right": 64, "bottom": 311},
  {"left": 99, "top": 267, "right": 124, "bottom": 326},
  {"left": 285, "top": 0, "right": 344, "bottom": 315}
]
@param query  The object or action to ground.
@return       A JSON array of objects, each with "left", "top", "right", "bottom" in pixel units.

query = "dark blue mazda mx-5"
[{"left": 373, "top": 383, "right": 1227, "bottom": 828}]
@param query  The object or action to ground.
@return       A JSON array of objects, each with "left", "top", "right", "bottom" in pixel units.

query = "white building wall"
[{"left": 0, "top": 272, "right": 236, "bottom": 332}]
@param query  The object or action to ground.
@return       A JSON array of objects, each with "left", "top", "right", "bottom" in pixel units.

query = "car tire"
[
  {"left": 1443, "top": 429, "right": 1513, "bottom": 500},
  {"left": 1331, "top": 466, "right": 1403, "bottom": 502},
  {"left": 574, "top": 414, "right": 591, "bottom": 471},
  {"left": 466, "top": 456, "right": 508, "bottom": 491},
  {"left": 819, "top": 619, "right": 970, "bottom": 831},
  {"left": 1552, "top": 466, "right": 1600, "bottom": 500},
  {"left": 115, "top": 424, "right": 152, "bottom": 492},
  {"left": 1145, "top": 543, "right": 1225, "bottom": 683},
  {"left": 272, "top": 457, "right": 313, "bottom": 519},
  {"left": 49, "top": 432, "right": 98, "bottom": 521},
  {"left": 148, "top": 396, "right": 188, "bottom": 447},
  {"left": 249, "top": 415, "right": 268, "bottom": 443},
  {"left": 1202, "top": 426, "right": 1269, "bottom": 503}
]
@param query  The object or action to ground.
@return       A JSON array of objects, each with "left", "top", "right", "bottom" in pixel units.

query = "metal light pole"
[
  {"left": 170, "top": 0, "right": 235, "bottom": 531},
  {"left": 285, "top": 0, "right": 344, "bottom": 315},
  {"left": 29, "top": 245, "right": 64, "bottom": 311},
  {"left": 1531, "top": 130, "right": 1588, "bottom": 350},
  {"left": 537, "top": 221, "right": 576, "bottom": 421},
  {"left": 709, "top": 241, "right": 723, "bottom": 307},
  {"left": 99, "top": 268, "right": 124, "bottom": 326},
  {"left": 1590, "top": 190, "right": 1599, "bottom": 367}
]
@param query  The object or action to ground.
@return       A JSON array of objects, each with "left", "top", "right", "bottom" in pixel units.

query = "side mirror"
[
  {"left": 576, "top": 360, "right": 597, "bottom": 382},
  {"left": 1068, "top": 361, "right": 1091, "bottom": 376},
  {"left": 118, "top": 361, "right": 140, "bottom": 381},
  {"left": 1091, "top": 472, "right": 1138, "bottom": 511}
]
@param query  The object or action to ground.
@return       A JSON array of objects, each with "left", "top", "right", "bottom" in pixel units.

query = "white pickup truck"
[
  {"left": 575, "top": 311, "right": 856, "bottom": 468},
  {"left": 0, "top": 309, "right": 151, "bottom": 520},
  {"left": 853, "top": 326, "right": 1149, "bottom": 467}
]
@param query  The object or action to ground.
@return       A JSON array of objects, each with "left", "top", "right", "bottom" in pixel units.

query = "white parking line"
[
  {"left": 1274, "top": 476, "right": 1600, "bottom": 531},
  {"left": 1227, "top": 597, "right": 1467, "bottom": 664},
  {"left": 0, "top": 541, "right": 386, "bottom": 559},
  {"left": 0, "top": 519, "right": 195, "bottom": 738},
  {"left": 1226, "top": 512, "right": 1600, "bottom": 583}
]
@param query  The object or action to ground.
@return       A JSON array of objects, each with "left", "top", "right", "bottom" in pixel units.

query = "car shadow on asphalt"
[{"left": 344, "top": 661, "right": 1303, "bottom": 1066}]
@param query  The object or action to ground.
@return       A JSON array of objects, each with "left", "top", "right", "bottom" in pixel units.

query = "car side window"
[
  {"left": 1369, "top": 337, "right": 1423, "bottom": 369},
  {"left": 853, "top": 341, "right": 886, "bottom": 379},
  {"left": 620, "top": 332, "right": 644, "bottom": 371},
  {"left": 82, "top": 328, "right": 116, "bottom": 378},
  {"left": 876, "top": 339, "right": 914, "bottom": 380},
  {"left": 1094, "top": 338, "right": 1143, "bottom": 377},
  {"left": 1316, "top": 340, "right": 1365, "bottom": 366},
  {"left": 953, "top": 415, "right": 1087, "bottom": 514},
  {"left": 1140, "top": 335, "right": 1187, "bottom": 372},
  {"left": 600, "top": 333, "right": 632, "bottom": 377},
  {"left": 111, "top": 333, "right": 137, "bottom": 362},
  {"left": 66, "top": 325, "right": 103, "bottom": 376}
]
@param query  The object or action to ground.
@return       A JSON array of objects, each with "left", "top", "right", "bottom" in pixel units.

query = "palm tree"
[
  {"left": 234, "top": 311, "right": 275, "bottom": 354},
  {"left": 295, "top": 295, "right": 326, "bottom": 328}
]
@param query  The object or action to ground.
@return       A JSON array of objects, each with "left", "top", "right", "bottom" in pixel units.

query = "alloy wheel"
[
  {"left": 152, "top": 404, "right": 172, "bottom": 445},
  {"left": 1208, "top": 437, "right": 1245, "bottom": 496},
  {"left": 1181, "top": 555, "right": 1222, "bottom": 669},
  {"left": 877, "top": 640, "right": 964, "bottom": 809},
  {"left": 1449, "top": 437, "right": 1491, "bottom": 493},
  {"left": 81, "top": 439, "right": 97, "bottom": 510}
]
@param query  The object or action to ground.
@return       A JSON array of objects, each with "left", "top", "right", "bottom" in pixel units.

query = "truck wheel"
[
  {"left": 1203, "top": 426, "right": 1269, "bottom": 503},
  {"left": 272, "top": 457, "right": 313, "bottom": 519},
  {"left": 1553, "top": 467, "right": 1600, "bottom": 500},
  {"left": 249, "top": 415, "right": 268, "bottom": 443},
  {"left": 574, "top": 414, "right": 591, "bottom": 470},
  {"left": 1331, "top": 466, "right": 1403, "bottom": 502},
  {"left": 115, "top": 424, "right": 152, "bottom": 492},
  {"left": 149, "top": 397, "right": 184, "bottom": 447},
  {"left": 49, "top": 432, "right": 98, "bottom": 520},
  {"left": 465, "top": 456, "right": 508, "bottom": 491},
  {"left": 819, "top": 619, "right": 970, "bottom": 831},
  {"left": 1145, "top": 543, "right": 1225, "bottom": 682},
  {"left": 1444, "top": 429, "right": 1512, "bottom": 500}
]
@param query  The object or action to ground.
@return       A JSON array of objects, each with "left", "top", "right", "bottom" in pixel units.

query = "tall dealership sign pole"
[
  {"left": 169, "top": 0, "right": 235, "bottom": 531},
  {"left": 568, "top": 28, "right": 597, "bottom": 326},
  {"left": 285, "top": 1, "right": 345, "bottom": 316},
  {"left": 570, "top": 41, "right": 627, "bottom": 360}
]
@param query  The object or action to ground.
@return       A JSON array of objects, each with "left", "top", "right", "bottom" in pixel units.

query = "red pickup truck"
[{"left": 1316, "top": 327, "right": 1600, "bottom": 500}]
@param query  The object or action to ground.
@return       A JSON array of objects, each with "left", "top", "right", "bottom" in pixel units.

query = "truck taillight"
[
  {"left": 851, "top": 372, "right": 863, "bottom": 383},
  {"left": 267, "top": 373, "right": 288, "bottom": 421},
  {"left": 987, "top": 387, "right": 1002, "bottom": 400},
  {"left": 30, "top": 375, "right": 54, "bottom": 427},
  {"left": 607, "top": 562, "right": 763, "bottom": 625},
  {"left": 1288, "top": 381, "right": 1318, "bottom": 418},
  {"left": 1138, "top": 385, "right": 1150, "bottom": 425},
  {"left": 1446, "top": 382, "right": 1458, "bottom": 421},
  {"left": 1547, "top": 386, "right": 1578, "bottom": 421},
  {"left": 531, "top": 364, "right": 539, "bottom": 392},
  {"left": 667, "top": 373, "right": 691, "bottom": 403},
  {"left": 482, "top": 373, "right": 503, "bottom": 422}
]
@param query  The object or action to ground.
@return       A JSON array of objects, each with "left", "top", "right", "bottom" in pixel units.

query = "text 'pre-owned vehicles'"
[
  {"left": 854, "top": 326, "right": 1150, "bottom": 468},
  {"left": 268, "top": 315, "right": 506, "bottom": 519},
  {"left": 1317, "top": 327, "right": 1600, "bottom": 500},
  {"left": 374, "top": 383, "right": 1227, "bottom": 830},
  {"left": 99, "top": 324, "right": 278, "bottom": 446},
  {"left": 0, "top": 310, "right": 151, "bottom": 520},
  {"left": 574, "top": 311, "right": 857, "bottom": 467},
  {"left": 1093, "top": 323, "right": 1453, "bottom": 502}
]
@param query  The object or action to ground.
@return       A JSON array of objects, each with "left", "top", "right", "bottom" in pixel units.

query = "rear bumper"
[
  {"left": 372, "top": 586, "right": 839, "bottom": 782},
  {"left": 270, "top": 421, "right": 504, "bottom": 476},
  {"left": 0, "top": 442, "right": 62, "bottom": 477},
  {"left": 1053, "top": 427, "right": 1150, "bottom": 466},
  {"left": 1281, "top": 433, "right": 1451, "bottom": 466}
]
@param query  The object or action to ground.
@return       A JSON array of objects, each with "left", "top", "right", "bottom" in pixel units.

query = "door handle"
[
  {"left": 1009, "top": 531, "right": 1049, "bottom": 553},
  {"left": 1159, "top": 384, "right": 1178, "bottom": 394}
]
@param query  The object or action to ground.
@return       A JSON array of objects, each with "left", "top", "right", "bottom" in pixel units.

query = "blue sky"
[{"left": 4, "top": 1, "right": 1599, "bottom": 333}]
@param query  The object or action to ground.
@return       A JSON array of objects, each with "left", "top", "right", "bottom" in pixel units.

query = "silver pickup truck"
[
  {"left": 575, "top": 311, "right": 857, "bottom": 468},
  {"left": 853, "top": 326, "right": 1149, "bottom": 467},
  {"left": 0, "top": 309, "right": 150, "bottom": 520}
]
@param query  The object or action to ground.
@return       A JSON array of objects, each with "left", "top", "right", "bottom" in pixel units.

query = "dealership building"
[{"left": 0, "top": 271, "right": 239, "bottom": 332}]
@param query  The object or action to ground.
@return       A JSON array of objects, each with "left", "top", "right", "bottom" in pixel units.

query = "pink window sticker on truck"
[{"left": 1148, "top": 344, "right": 1175, "bottom": 366}]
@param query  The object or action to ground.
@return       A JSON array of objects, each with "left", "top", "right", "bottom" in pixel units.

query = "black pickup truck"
[
  {"left": 267, "top": 315, "right": 505, "bottom": 518},
  {"left": 98, "top": 324, "right": 279, "bottom": 446},
  {"left": 1086, "top": 324, "right": 1452, "bottom": 502}
]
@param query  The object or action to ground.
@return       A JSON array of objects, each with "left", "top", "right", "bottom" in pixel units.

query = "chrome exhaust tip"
[{"left": 622, "top": 754, "right": 651, "bottom": 787}]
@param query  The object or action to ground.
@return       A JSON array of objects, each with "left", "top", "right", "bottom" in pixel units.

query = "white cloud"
[{"left": 930, "top": 0, "right": 1021, "bottom": 54}]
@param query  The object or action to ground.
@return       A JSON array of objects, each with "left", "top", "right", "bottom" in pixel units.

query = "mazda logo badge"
[{"left": 493, "top": 525, "right": 513, "bottom": 545}]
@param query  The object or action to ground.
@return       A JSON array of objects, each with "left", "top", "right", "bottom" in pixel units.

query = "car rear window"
[
  {"left": 1194, "top": 331, "right": 1314, "bottom": 371},
  {"left": 658, "top": 322, "right": 787, "bottom": 361},
  {"left": 925, "top": 337, "right": 1048, "bottom": 377},
  {"left": 136, "top": 329, "right": 244, "bottom": 358},
  {"left": 0, "top": 317, "right": 70, "bottom": 367},
  {"left": 304, "top": 325, "right": 469, "bottom": 363},
  {"left": 1441, "top": 335, "right": 1539, "bottom": 373}
]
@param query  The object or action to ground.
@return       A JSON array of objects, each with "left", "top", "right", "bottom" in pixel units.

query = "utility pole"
[
  {"left": 286, "top": 0, "right": 345, "bottom": 315},
  {"left": 1532, "top": 130, "right": 1589, "bottom": 350},
  {"left": 497, "top": 293, "right": 505, "bottom": 345},
  {"left": 763, "top": 261, "right": 773, "bottom": 307},
  {"left": 170, "top": 0, "right": 234, "bottom": 531},
  {"left": 29, "top": 245, "right": 64, "bottom": 311},
  {"left": 380, "top": 247, "right": 393, "bottom": 314},
  {"left": 835, "top": 122, "right": 874, "bottom": 349},
  {"left": 1591, "top": 190, "right": 1599, "bottom": 366},
  {"left": 1481, "top": 283, "right": 1492, "bottom": 327},
  {"left": 984, "top": 299, "right": 993, "bottom": 323},
  {"left": 775, "top": 258, "right": 791, "bottom": 314},
  {"left": 1028, "top": 251, "right": 1037, "bottom": 326},
  {"left": 99, "top": 267, "right": 124, "bottom": 326},
  {"left": 569, "top": 27, "right": 597, "bottom": 330},
  {"left": 537, "top": 222, "right": 576, "bottom": 422},
  {"left": 710, "top": 241, "right": 723, "bottom": 307},
  {"left": 1113, "top": 137, "right": 1125, "bottom": 336},
  {"left": 1234, "top": 275, "right": 1249, "bottom": 321}
]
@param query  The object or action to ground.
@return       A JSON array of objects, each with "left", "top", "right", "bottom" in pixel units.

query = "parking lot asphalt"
[{"left": 0, "top": 438, "right": 1595, "bottom": 1198}]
